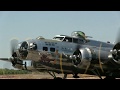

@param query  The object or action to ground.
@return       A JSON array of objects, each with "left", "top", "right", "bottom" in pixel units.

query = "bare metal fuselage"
[{"left": 14, "top": 37, "right": 119, "bottom": 76}]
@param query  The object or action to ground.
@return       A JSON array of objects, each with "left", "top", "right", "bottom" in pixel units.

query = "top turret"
[{"left": 71, "top": 31, "right": 86, "bottom": 39}]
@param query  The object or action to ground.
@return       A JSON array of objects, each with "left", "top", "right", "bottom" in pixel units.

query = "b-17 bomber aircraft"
[{"left": 1, "top": 31, "right": 120, "bottom": 79}]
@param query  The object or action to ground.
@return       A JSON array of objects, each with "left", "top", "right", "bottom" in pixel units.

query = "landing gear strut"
[
  {"left": 47, "top": 71, "right": 67, "bottom": 79},
  {"left": 24, "top": 61, "right": 27, "bottom": 70},
  {"left": 91, "top": 68, "right": 103, "bottom": 79},
  {"left": 104, "top": 71, "right": 116, "bottom": 79}
]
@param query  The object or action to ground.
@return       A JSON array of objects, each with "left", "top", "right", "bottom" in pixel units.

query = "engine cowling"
[
  {"left": 70, "top": 47, "right": 93, "bottom": 69},
  {"left": 78, "top": 48, "right": 92, "bottom": 69},
  {"left": 108, "top": 42, "right": 120, "bottom": 65}
]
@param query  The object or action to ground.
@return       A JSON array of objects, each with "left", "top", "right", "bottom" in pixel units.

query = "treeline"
[{"left": 0, "top": 68, "right": 31, "bottom": 75}]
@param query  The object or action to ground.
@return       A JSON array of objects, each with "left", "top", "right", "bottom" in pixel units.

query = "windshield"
[{"left": 53, "top": 37, "right": 64, "bottom": 41}]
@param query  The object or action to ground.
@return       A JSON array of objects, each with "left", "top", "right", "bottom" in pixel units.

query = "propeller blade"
[
  {"left": 0, "top": 58, "right": 11, "bottom": 62},
  {"left": 115, "top": 28, "right": 120, "bottom": 44},
  {"left": 0, "top": 58, "right": 9, "bottom": 60},
  {"left": 25, "top": 37, "right": 31, "bottom": 40},
  {"left": 98, "top": 43, "right": 104, "bottom": 73},
  {"left": 84, "top": 60, "right": 91, "bottom": 74},
  {"left": 3, "top": 62, "right": 12, "bottom": 69},
  {"left": 10, "top": 39, "right": 18, "bottom": 56}
]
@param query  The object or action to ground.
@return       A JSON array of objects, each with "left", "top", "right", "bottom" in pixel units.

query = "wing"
[{"left": 0, "top": 58, "right": 11, "bottom": 62}]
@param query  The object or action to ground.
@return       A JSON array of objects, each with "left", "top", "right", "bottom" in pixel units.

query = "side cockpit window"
[{"left": 63, "top": 37, "right": 72, "bottom": 42}]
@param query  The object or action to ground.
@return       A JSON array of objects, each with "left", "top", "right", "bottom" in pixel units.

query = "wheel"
[
  {"left": 73, "top": 73, "right": 79, "bottom": 78},
  {"left": 54, "top": 77, "right": 63, "bottom": 79}
]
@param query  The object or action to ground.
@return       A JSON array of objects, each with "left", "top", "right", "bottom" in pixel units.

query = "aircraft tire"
[
  {"left": 73, "top": 73, "right": 79, "bottom": 78},
  {"left": 54, "top": 77, "right": 63, "bottom": 79}
]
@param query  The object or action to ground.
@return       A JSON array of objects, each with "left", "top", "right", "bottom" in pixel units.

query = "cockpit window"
[
  {"left": 63, "top": 37, "right": 72, "bottom": 42},
  {"left": 53, "top": 37, "right": 64, "bottom": 41}
]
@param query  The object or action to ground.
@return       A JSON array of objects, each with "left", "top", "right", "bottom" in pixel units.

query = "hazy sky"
[{"left": 0, "top": 11, "right": 120, "bottom": 69}]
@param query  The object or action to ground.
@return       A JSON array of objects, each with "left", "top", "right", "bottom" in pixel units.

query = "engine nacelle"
[
  {"left": 78, "top": 47, "right": 92, "bottom": 69},
  {"left": 70, "top": 47, "right": 93, "bottom": 69},
  {"left": 108, "top": 42, "right": 120, "bottom": 65}
]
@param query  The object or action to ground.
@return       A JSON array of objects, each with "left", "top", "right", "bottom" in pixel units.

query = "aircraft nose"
[
  {"left": 19, "top": 41, "right": 29, "bottom": 59},
  {"left": 20, "top": 41, "right": 29, "bottom": 50},
  {"left": 29, "top": 42, "right": 37, "bottom": 50}
]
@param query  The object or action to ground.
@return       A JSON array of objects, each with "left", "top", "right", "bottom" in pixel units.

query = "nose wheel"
[{"left": 24, "top": 61, "right": 27, "bottom": 70}]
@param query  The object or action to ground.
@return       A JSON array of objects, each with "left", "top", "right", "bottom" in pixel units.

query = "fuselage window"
[
  {"left": 73, "top": 38, "right": 78, "bottom": 43},
  {"left": 43, "top": 47, "right": 48, "bottom": 51},
  {"left": 50, "top": 48, "right": 55, "bottom": 52},
  {"left": 78, "top": 39, "right": 84, "bottom": 44}
]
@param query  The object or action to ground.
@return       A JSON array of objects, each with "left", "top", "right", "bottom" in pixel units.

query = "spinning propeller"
[
  {"left": 0, "top": 38, "right": 29, "bottom": 70},
  {"left": 0, "top": 38, "right": 20, "bottom": 66},
  {"left": 98, "top": 43, "right": 104, "bottom": 73},
  {"left": 0, "top": 38, "right": 18, "bottom": 61},
  {"left": 115, "top": 28, "right": 120, "bottom": 44},
  {"left": 110, "top": 28, "right": 120, "bottom": 64},
  {"left": 99, "top": 28, "right": 120, "bottom": 73},
  {"left": 74, "top": 42, "right": 92, "bottom": 74},
  {"left": 10, "top": 38, "right": 18, "bottom": 57}
]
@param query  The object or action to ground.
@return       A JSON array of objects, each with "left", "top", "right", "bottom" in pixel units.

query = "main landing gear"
[
  {"left": 91, "top": 68, "right": 103, "bottom": 79},
  {"left": 91, "top": 68, "right": 116, "bottom": 79},
  {"left": 73, "top": 73, "right": 79, "bottom": 78},
  {"left": 47, "top": 71, "right": 68, "bottom": 79},
  {"left": 47, "top": 71, "right": 80, "bottom": 79}
]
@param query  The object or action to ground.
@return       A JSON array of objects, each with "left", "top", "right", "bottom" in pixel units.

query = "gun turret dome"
[
  {"left": 71, "top": 31, "right": 86, "bottom": 39},
  {"left": 36, "top": 36, "right": 45, "bottom": 39}
]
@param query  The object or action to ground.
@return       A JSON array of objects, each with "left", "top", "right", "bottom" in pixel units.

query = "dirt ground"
[{"left": 0, "top": 72, "right": 105, "bottom": 79}]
